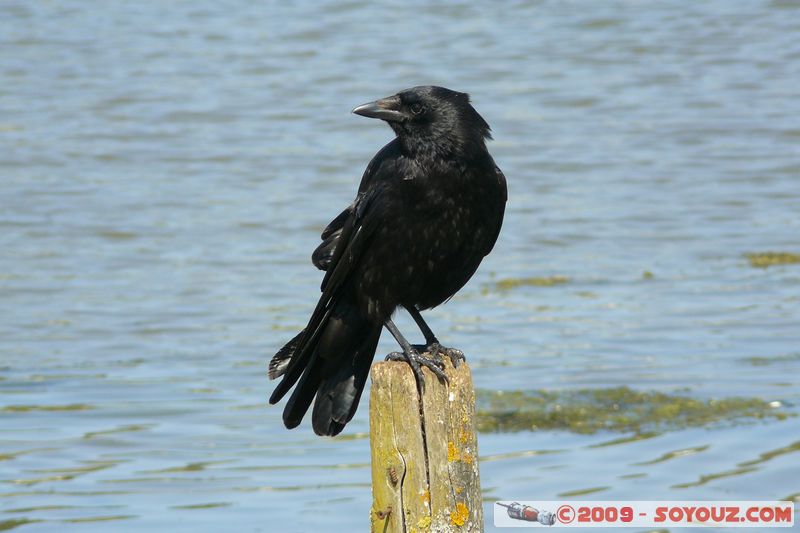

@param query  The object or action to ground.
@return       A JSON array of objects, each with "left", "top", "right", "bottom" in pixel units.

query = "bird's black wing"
[
  {"left": 311, "top": 209, "right": 348, "bottom": 271},
  {"left": 269, "top": 173, "right": 389, "bottom": 403},
  {"left": 311, "top": 139, "right": 400, "bottom": 272}
]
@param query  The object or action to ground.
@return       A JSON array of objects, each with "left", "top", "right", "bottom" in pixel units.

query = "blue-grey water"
[{"left": 2, "top": 1, "right": 799, "bottom": 531}]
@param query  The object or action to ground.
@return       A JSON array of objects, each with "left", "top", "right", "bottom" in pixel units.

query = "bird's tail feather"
[
  {"left": 273, "top": 300, "right": 380, "bottom": 436},
  {"left": 268, "top": 329, "right": 304, "bottom": 380},
  {"left": 311, "top": 324, "right": 380, "bottom": 436}
]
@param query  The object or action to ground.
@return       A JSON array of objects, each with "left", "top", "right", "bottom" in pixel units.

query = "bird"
[{"left": 268, "top": 86, "right": 507, "bottom": 436}]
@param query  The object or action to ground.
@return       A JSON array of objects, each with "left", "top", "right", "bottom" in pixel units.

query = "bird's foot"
[
  {"left": 386, "top": 347, "right": 449, "bottom": 388},
  {"left": 412, "top": 341, "right": 465, "bottom": 369}
]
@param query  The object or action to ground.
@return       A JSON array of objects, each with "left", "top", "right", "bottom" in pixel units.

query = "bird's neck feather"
[{"left": 397, "top": 130, "right": 487, "bottom": 162}]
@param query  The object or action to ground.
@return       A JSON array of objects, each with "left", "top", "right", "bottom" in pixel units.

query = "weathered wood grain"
[{"left": 369, "top": 359, "right": 482, "bottom": 533}]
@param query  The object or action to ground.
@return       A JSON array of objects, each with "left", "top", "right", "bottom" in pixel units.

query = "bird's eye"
[{"left": 410, "top": 103, "right": 424, "bottom": 115}]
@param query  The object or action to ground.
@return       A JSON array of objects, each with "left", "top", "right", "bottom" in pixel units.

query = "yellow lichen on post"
[
  {"left": 369, "top": 358, "right": 483, "bottom": 533},
  {"left": 422, "top": 358, "right": 483, "bottom": 532}
]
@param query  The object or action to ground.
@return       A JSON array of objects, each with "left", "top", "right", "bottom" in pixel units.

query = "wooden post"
[{"left": 369, "top": 358, "right": 483, "bottom": 533}]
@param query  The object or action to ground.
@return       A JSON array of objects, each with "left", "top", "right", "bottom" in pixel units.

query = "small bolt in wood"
[{"left": 375, "top": 505, "right": 392, "bottom": 520}]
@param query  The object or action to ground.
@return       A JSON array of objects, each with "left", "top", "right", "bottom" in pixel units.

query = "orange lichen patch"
[
  {"left": 450, "top": 502, "right": 469, "bottom": 526},
  {"left": 459, "top": 427, "right": 470, "bottom": 444},
  {"left": 447, "top": 441, "right": 460, "bottom": 462},
  {"left": 461, "top": 452, "right": 473, "bottom": 465},
  {"left": 455, "top": 487, "right": 463, "bottom": 495},
  {"left": 420, "top": 489, "right": 430, "bottom": 505}
]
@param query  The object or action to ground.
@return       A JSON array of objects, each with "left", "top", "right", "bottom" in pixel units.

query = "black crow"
[{"left": 269, "top": 86, "right": 507, "bottom": 436}]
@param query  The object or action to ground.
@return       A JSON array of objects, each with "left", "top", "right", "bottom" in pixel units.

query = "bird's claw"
[
  {"left": 412, "top": 341, "right": 465, "bottom": 369},
  {"left": 433, "top": 342, "right": 465, "bottom": 369},
  {"left": 386, "top": 348, "right": 449, "bottom": 388}
]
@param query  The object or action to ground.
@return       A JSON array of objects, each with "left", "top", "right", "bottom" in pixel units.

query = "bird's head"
[{"left": 352, "top": 86, "right": 492, "bottom": 157}]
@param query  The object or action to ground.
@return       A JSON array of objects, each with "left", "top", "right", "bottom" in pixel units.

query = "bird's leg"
[
  {"left": 406, "top": 307, "right": 465, "bottom": 368},
  {"left": 384, "top": 318, "right": 448, "bottom": 387}
]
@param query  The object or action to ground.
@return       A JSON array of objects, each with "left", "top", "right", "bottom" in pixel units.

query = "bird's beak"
[{"left": 352, "top": 95, "right": 405, "bottom": 122}]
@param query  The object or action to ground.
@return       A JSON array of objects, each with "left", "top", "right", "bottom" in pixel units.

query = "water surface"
[{"left": 2, "top": 1, "right": 799, "bottom": 531}]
